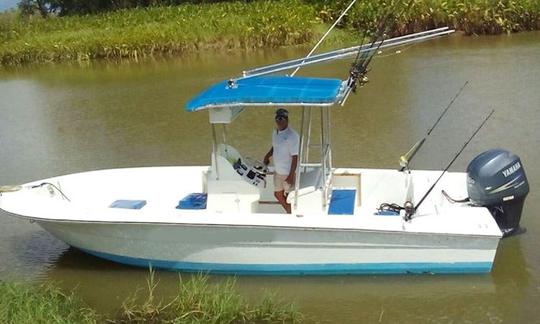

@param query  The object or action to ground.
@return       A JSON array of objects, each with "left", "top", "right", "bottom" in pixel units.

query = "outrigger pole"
[
  {"left": 290, "top": 0, "right": 359, "bottom": 77},
  {"left": 235, "top": 28, "right": 454, "bottom": 83}
]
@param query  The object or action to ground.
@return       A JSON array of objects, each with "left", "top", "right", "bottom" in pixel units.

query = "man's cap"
[{"left": 275, "top": 108, "right": 289, "bottom": 119}]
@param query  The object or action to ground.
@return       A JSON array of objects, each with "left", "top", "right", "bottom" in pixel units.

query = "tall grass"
[
  {"left": 113, "top": 270, "right": 303, "bottom": 323},
  {"left": 313, "top": 0, "right": 540, "bottom": 36},
  {"left": 0, "top": 280, "right": 97, "bottom": 324},
  {"left": 0, "top": 271, "right": 303, "bottom": 324},
  {"left": 1, "top": 0, "right": 540, "bottom": 66},
  {"left": 0, "top": 0, "right": 319, "bottom": 66}
]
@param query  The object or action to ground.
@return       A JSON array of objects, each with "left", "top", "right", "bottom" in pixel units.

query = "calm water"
[{"left": 1, "top": 32, "right": 539, "bottom": 323}]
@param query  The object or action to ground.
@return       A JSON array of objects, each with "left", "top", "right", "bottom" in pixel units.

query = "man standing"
[{"left": 263, "top": 108, "right": 299, "bottom": 214}]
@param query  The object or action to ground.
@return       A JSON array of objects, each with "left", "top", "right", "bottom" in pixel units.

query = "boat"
[{"left": 0, "top": 18, "right": 530, "bottom": 274}]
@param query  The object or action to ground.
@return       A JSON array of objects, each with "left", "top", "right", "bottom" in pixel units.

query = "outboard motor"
[{"left": 467, "top": 149, "right": 529, "bottom": 236}]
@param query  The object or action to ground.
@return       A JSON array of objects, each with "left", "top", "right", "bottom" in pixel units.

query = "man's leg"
[{"left": 274, "top": 190, "right": 291, "bottom": 213}]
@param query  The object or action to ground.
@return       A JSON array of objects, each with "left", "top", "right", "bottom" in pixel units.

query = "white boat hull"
[
  {"left": 0, "top": 166, "right": 502, "bottom": 275},
  {"left": 37, "top": 220, "right": 498, "bottom": 275}
]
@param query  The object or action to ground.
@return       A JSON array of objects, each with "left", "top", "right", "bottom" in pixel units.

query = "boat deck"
[{"left": 0, "top": 166, "right": 502, "bottom": 238}]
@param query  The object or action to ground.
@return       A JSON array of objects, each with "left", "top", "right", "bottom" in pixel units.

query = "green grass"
[
  {"left": 0, "top": 280, "right": 97, "bottom": 324},
  {"left": 1, "top": 0, "right": 540, "bottom": 66},
  {"left": 0, "top": 0, "right": 320, "bottom": 66},
  {"left": 314, "top": 0, "right": 540, "bottom": 36},
  {"left": 0, "top": 271, "right": 303, "bottom": 324},
  {"left": 113, "top": 270, "right": 302, "bottom": 323}
]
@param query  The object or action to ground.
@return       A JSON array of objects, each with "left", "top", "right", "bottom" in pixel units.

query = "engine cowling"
[{"left": 467, "top": 149, "right": 529, "bottom": 236}]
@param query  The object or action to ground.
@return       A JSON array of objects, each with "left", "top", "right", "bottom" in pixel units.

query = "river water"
[{"left": 0, "top": 32, "right": 539, "bottom": 323}]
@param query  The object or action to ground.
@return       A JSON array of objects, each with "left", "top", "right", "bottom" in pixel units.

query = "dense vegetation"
[
  {"left": 0, "top": 0, "right": 319, "bottom": 66},
  {"left": 0, "top": 273, "right": 302, "bottom": 323},
  {"left": 116, "top": 272, "right": 302, "bottom": 323},
  {"left": 17, "top": 0, "right": 241, "bottom": 16},
  {"left": 1, "top": 0, "right": 539, "bottom": 66},
  {"left": 314, "top": 0, "right": 540, "bottom": 35}
]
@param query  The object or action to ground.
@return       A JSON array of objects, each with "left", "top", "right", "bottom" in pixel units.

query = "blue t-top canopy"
[{"left": 186, "top": 76, "right": 344, "bottom": 112}]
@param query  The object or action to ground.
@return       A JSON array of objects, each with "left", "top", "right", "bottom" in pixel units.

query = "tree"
[
  {"left": 17, "top": 0, "right": 231, "bottom": 16},
  {"left": 18, "top": 0, "right": 50, "bottom": 17}
]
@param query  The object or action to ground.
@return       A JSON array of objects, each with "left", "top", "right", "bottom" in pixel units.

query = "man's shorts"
[{"left": 273, "top": 173, "right": 291, "bottom": 192}]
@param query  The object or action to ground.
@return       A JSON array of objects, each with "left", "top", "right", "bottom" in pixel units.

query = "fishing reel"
[
  {"left": 233, "top": 157, "right": 268, "bottom": 188},
  {"left": 403, "top": 201, "right": 415, "bottom": 221},
  {"left": 347, "top": 68, "right": 370, "bottom": 93},
  {"left": 377, "top": 201, "right": 415, "bottom": 221}
]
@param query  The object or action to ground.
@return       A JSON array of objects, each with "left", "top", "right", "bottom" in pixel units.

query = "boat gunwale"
[
  {"left": 0, "top": 166, "right": 502, "bottom": 239},
  {"left": 1, "top": 211, "right": 501, "bottom": 239}
]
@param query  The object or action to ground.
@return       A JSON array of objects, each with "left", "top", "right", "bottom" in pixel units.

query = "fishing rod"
[
  {"left": 348, "top": 4, "right": 396, "bottom": 91},
  {"left": 342, "top": 0, "right": 415, "bottom": 103},
  {"left": 399, "top": 81, "right": 470, "bottom": 172},
  {"left": 405, "top": 109, "right": 495, "bottom": 220},
  {"left": 352, "top": 0, "right": 409, "bottom": 69},
  {"left": 341, "top": 10, "right": 393, "bottom": 104}
]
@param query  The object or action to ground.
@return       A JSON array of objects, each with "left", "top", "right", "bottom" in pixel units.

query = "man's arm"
[
  {"left": 263, "top": 147, "right": 273, "bottom": 165},
  {"left": 286, "top": 155, "right": 298, "bottom": 185}
]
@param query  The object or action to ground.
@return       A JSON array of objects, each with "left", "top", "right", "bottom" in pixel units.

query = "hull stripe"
[{"left": 81, "top": 248, "right": 493, "bottom": 275}]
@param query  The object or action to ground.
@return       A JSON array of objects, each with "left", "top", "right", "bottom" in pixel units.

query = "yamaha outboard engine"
[{"left": 467, "top": 149, "right": 529, "bottom": 236}]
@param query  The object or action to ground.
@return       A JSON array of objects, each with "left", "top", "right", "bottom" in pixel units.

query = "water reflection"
[
  {"left": 0, "top": 215, "right": 67, "bottom": 280},
  {"left": 44, "top": 243, "right": 528, "bottom": 323}
]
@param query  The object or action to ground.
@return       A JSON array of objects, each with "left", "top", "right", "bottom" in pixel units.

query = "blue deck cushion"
[
  {"left": 110, "top": 200, "right": 147, "bottom": 210},
  {"left": 186, "top": 76, "right": 344, "bottom": 111},
  {"left": 177, "top": 193, "right": 208, "bottom": 210},
  {"left": 328, "top": 189, "right": 356, "bottom": 215}
]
